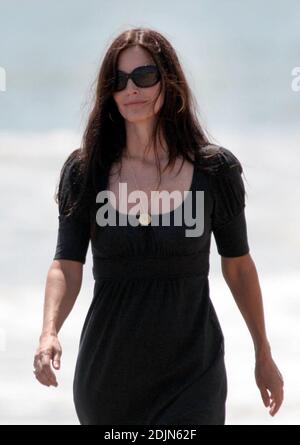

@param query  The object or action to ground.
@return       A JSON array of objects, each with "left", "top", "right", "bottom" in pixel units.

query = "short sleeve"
[
  {"left": 209, "top": 147, "right": 250, "bottom": 257},
  {"left": 53, "top": 153, "right": 91, "bottom": 264}
]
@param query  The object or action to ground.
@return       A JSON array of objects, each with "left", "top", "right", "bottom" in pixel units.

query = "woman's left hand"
[{"left": 255, "top": 354, "right": 284, "bottom": 416}]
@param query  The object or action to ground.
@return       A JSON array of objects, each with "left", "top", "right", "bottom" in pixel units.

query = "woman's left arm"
[{"left": 221, "top": 253, "right": 284, "bottom": 417}]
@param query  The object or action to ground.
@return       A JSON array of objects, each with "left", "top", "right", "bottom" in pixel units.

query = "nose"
[{"left": 125, "top": 77, "right": 138, "bottom": 92}]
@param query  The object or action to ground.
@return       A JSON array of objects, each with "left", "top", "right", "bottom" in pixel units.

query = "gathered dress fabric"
[{"left": 53, "top": 145, "right": 250, "bottom": 425}]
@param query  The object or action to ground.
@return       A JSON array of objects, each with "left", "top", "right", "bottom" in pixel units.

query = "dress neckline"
[{"left": 106, "top": 161, "right": 197, "bottom": 218}]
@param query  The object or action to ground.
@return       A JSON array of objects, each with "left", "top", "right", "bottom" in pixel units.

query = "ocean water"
[{"left": 1, "top": 0, "right": 300, "bottom": 425}]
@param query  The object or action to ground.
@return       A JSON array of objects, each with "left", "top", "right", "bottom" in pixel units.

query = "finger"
[
  {"left": 33, "top": 354, "right": 40, "bottom": 369},
  {"left": 41, "top": 361, "right": 58, "bottom": 386},
  {"left": 259, "top": 387, "right": 270, "bottom": 407},
  {"left": 43, "top": 364, "right": 58, "bottom": 386},
  {"left": 34, "top": 350, "right": 50, "bottom": 369},
  {"left": 40, "top": 354, "right": 57, "bottom": 386},
  {"left": 33, "top": 355, "right": 55, "bottom": 386},
  {"left": 269, "top": 389, "right": 282, "bottom": 416},
  {"left": 52, "top": 350, "right": 62, "bottom": 370},
  {"left": 34, "top": 357, "right": 42, "bottom": 373},
  {"left": 38, "top": 368, "right": 57, "bottom": 387},
  {"left": 269, "top": 389, "right": 284, "bottom": 416},
  {"left": 35, "top": 369, "right": 52, "bottom": 387},
  {"left": 33, "top": 364, "right": 48, "bottom": 383},
  {"left": 270, "top": 401, "right": 279, "bottom": 416}
]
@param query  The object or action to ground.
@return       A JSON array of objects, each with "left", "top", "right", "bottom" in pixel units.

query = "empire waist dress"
[{"left": 53, "top": 145, "right": 250, "bottom": 425}]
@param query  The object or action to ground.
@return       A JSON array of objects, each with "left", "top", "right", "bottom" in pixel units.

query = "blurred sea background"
[{"left": 0, "top": 0, "right": 299, "bottom": 424}]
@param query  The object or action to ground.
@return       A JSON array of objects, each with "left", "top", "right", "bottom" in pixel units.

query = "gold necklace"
[{"left": 126, "top": 159, "right": 160, "bottom": 226}]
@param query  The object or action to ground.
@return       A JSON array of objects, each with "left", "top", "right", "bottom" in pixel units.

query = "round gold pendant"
[{"left": 138, "top": 213, "right": 151, "bottom": 226}]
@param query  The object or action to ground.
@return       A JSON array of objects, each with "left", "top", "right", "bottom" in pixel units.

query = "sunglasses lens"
[
  {"left": 133, "top": 66, "right": 160, "bottom": 87},
  {"left": 114, "top": 65, "right": 160, "bottom": 91},
  {"left": 115, "top": 73, "right": 127, "bottom": 91}
]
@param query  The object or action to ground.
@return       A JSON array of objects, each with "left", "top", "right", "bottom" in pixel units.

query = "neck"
[
  {"left": 123, "top": 150, "right": 169, "bottom": 165},
  {"left": 123, "top": 121, "right": 168, "bottom": 164}
]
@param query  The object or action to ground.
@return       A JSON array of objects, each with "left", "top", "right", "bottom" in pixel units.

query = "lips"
[{"left": 124, "top": 101, "right": 147, "bottom": 106}]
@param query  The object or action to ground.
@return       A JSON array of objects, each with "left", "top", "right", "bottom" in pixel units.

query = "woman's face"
[{"left": 112, "top": 45, "right": 164, "bottom": 123}]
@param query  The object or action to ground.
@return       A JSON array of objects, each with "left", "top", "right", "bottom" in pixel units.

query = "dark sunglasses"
[{"left": 113, "top": 64, "right": 161, "bottom": 92}]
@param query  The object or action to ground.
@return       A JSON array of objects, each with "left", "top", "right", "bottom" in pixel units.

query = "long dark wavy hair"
[{"left": 54, "top": 27, "right": 242, "bottom": 237}]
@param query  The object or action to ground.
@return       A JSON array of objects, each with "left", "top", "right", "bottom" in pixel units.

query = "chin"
[{"left": 125, "top": 113, "right": 154, "bottom": 123}]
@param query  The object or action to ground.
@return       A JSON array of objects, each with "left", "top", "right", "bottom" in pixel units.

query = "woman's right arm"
[
  {"left": 33, "top": 259, "right": 83, "bottom": 387},
  {"left": 35, "top": 151, "right": 91, "bottom": 387}
]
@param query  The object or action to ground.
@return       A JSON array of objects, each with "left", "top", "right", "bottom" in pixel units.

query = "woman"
[{"left": 33, "top": 27, "right": 284, "bottom": 425}]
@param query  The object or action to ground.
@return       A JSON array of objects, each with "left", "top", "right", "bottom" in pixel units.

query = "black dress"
[{"left": 53, "top": 145, "right": 250, "bottom": 425}]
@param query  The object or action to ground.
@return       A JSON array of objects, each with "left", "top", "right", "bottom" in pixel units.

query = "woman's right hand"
[{"left": 33, "top": 333, "right": 62, "bottom": 387}]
